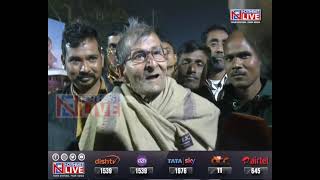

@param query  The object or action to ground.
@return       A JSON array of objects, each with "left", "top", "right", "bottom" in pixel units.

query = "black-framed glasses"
[{"left": 127, "top": 46, "right": 167, "bottom": 64}]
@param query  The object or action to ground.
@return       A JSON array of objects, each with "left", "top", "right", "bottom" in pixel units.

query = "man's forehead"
[
  {"left": 207, "top": 30, "right": 228, "bottom": 40},
  {"left": 65, "top": 39, "right": 99, "bottom": 56},
  {"left": 180, "top": 50, "right": 208, "bottom": 61},
  {"left": 161, "top": 42, "right": 173, "bottom": 50},
  {"left": 66, "top": 38, "right": 98, "bottom": 49},
  {"left": 132, "top": 33, "right": 161, "bottom": 50},
  {"left": 225, "top": 38, "right": 253, "bottom": 54}
]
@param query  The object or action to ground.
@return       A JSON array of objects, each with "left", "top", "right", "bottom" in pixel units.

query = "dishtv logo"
[
  {"left": 95, "top": 155, "right": 120, "bottom": 165},
  {"left": 52, "top": 162, "right": 85, "bottom": 174},
  {"left": 230, "top": 9, "right": 261, "bottom": 23}
]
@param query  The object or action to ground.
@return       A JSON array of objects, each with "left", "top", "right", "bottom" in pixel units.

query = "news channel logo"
[
  {"left": 52, "top": 162, "right": 85, "bottom": 175},
  {"left": 55, "top": 94, "right": 120, "bottom": 118},
  {"left": 51, "top": 153, "right": 86, "bottom": 177},
  {"left": 51, "top": 152, "right": 86, "bottom": 162},
  {"left": 230, "top": 9, "right": 261, "bottom": 23}
]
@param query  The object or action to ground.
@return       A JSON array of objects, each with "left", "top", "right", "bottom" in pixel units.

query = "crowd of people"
[{"left": 48, "top": 16, "right": 272, "bottom": 151}]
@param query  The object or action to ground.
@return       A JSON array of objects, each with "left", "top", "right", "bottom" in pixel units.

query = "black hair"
[
  {"left": 177, "top": 40, "right": 211, "bottom": 87},
  {"left": 107, "top": 31, "right": 121, "bottom": 37},
  {"left": 177, "top": 40, "right": 211, "bottom": 60},
  {"left": 158, "top": 33, "right": 176, "bottom": 54},
  {"left": 201, "top": 24, "right": 231, "bottom": 44},
  {"left": 61, "top": 22, "right": 101, "bottom": 57}
]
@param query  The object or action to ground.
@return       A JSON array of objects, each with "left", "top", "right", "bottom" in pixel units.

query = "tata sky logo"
[{"left": 167, "top": 157, "right": 195, "bottom": 166}]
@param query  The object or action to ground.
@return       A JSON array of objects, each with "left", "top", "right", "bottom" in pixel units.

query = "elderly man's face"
[
  {"left": 124, "top": 33, "right": 167, "bottom": 98},
  {"left": 224, "top": 32, "right": 261, "bottom": 88}
]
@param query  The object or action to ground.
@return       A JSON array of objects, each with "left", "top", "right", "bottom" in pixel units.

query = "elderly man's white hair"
[{"left": 116, "top": 17, "right": 156, "bottom": 65}]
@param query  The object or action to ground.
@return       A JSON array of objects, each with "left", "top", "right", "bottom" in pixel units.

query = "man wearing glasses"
[{"left": 79, "top": 18, "right": 220, "bottom": 151}]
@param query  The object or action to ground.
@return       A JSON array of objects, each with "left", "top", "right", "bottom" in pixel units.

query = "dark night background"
[
  {"left": 48, "top": 0, "right": 233, "bottom": 49},
  {"left": 117, "top": 0, "right": 232, "bottom": 48}
]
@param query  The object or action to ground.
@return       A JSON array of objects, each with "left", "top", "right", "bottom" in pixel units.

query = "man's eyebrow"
[
  {"left": 209, "top": 39, "right": 218, "bottom": 43},
  {"left": 180, "top": 58, "right": 191, "bottom": 62},
  {"left": 68, "top": 56, "right": 81, "bottom": 61},
  {"left": 86, "top": 54, "right": 98, "bottom": 58},
  {"left": 195, "top": 59, "right": 205, "bottom": 63}
]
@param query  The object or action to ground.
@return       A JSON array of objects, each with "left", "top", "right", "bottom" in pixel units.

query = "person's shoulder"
[
  {"left": 194, "top": 84, "right": 214, "bottom": 102},
  {"left": 191, "top": 90, "right": 220, "bottom": 113},
  {"left": 95, "top": 86, "right": 122, "bottom": 105},
  {"left": 259, "top": 79, "right": 272, "bottom": 99}
]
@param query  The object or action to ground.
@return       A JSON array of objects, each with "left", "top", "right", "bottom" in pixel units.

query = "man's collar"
[
  {"left": 258, "top": 79, "right": 272, "bottom": 98},
  {"left": 225, "top": 78, "right": 272, "bottom": 100}
]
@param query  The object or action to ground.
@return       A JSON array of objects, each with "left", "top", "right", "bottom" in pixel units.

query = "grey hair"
[{"left": 116, "top": 17, "right": 155, "bottom": 65}]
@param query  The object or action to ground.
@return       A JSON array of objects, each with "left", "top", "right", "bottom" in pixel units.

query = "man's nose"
[
  {"left": 231, "top": 57, "right": 242, "bottom": 69},
  {"left": 80, "top": 61, "right": 90, "bottom": 72},
  {"left": 215, "top": 44, "right": 224, "bottom": 54},
  {"left": 187, "top": 63, "right": 197, "bottom": 74},
  {"left": 145, "top": 55, "right": 157, "bottom": 72}
]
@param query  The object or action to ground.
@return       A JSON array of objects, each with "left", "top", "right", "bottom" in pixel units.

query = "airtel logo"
[{"left": 241, "top": 156, "right": 269, "bottom": 166}]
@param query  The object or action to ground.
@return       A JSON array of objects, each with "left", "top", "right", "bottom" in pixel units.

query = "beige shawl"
[{"left": 79, "top": 77, "right": 219, "bottom": 150}]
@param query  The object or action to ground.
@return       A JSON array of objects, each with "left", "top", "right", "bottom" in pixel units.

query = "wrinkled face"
[
  {"left": 177, "top": 50, "right": 208, "bottom": 90},
  {"left": 62, "top": 38, "right": 104, "bottom": 93},
  {"left": 161, "top": 41, "right": 177, "bottom": 77},
  {"left": 224, "top": 32, "right": 261, "bottom": 88},
  {"left": 206, "top": 30, "right": 228, "bottom": 72},
  {"left": 124, "top": 33, "right": 167, "bottom": 98}
]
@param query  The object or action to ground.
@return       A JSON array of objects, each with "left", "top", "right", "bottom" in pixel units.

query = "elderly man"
[{"left": 79, "top": 18, "right": 220, "bottom": 151}]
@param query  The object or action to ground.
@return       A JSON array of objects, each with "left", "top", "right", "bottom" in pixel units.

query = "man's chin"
[
  {"left": 212, "top": 64, "right": 224, "bottom": 71},
  {"left": 78, "top": 81, "right": 94, "bottom": 87},
  {"left": 231, "top": 80, "right": 250, "bottom": 89},
  {"left": 74, "top": 79, "right": 97, "bottom": 91}
]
